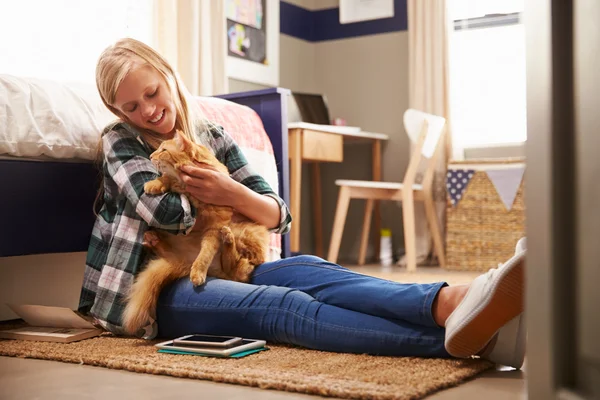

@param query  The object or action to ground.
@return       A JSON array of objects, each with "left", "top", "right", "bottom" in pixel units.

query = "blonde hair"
[{"left": 95, "top": 37, "right": 213, "bottom": 150}]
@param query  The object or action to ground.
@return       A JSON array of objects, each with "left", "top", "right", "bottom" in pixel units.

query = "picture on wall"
[
  {"left": 226, "top": 0, "right": 267, "bottom": 65},
  {"left": 226, "top": 0, "right": 279, "bottom": 87}
]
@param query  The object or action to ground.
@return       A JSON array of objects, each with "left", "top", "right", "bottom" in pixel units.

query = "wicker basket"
[{"left": 445, "top": 158, "right": 526, "bottom": 271}]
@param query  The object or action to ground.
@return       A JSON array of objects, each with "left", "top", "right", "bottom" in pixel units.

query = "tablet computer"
[
  {"left": 155, "top": 337, "right": 267, "bottom": 356},
  {"left": 173, "top": 334, "right": 243, "bottom": 347}
]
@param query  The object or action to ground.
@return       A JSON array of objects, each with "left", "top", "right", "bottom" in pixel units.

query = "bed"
[{"left": 0, "top": 75, "right": 291, "bottom": 260}]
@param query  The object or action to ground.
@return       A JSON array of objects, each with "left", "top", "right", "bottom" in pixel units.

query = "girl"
[{"left": 78, "top": 38, "right": 526, "bottom": 369}]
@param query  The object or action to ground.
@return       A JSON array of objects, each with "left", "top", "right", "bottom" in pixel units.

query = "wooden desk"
[{"left": 287, "top": 122, "right": 389, "bottom": 258}]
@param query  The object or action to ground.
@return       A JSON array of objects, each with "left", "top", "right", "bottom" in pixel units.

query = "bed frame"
[{"left": 0, "top": 88, "right": 291, "bottom": 259}]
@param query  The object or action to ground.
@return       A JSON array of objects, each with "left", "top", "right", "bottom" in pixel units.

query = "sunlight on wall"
[{"left": 0, "top": 0, "right": 154, "bottom": 84}]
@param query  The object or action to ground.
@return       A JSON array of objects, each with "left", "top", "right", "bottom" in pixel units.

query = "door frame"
[{"left": 525, "top": 0, "right": 583, "bottom": 399}]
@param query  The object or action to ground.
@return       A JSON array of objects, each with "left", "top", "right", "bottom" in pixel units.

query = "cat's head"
[{"left": 150, "top": 130, "right": 223, "bottom": 178}]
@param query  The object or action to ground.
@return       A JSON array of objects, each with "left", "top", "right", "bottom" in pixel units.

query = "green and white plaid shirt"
[{"left": 78, "top": 122, "right": 291, "bottom": 338}]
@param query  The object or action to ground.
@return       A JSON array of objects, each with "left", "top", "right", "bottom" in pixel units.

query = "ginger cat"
[{"left": 121, "top": 131, "right": 269, "bottom": 335}]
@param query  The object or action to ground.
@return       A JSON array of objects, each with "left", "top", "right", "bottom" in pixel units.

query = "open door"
[{"left": 525, "top": 0, "right": 600, "bottom": 398}]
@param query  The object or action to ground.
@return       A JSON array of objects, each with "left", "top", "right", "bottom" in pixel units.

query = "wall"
[
  {"left": 283, "top": 0, "right": 410, "bottom": 262},
  {"left": 314, "top": 32, "right": 410, "bottom": 263},
  {"left": 226, "top": 0, "right": 410, "bottom": 263},
  {"left": 227, "top": 1, "right": 410, "bottom": 262}
]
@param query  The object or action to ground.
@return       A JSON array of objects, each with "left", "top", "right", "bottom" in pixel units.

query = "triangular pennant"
[
  {"left": 446, "top": 169, "right": 475, "bottom": 207},
  {"left": 486, "top": 167, "right": 526, "bottom": 211}
]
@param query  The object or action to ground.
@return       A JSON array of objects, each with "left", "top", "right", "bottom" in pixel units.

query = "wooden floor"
[{"left": 345, "top": 263, "right": 481, "bottom": 285}]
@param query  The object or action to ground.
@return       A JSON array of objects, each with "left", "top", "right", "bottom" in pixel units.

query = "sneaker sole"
[{"left": 445, "top": 254, "right": 525, "bottom": 357}]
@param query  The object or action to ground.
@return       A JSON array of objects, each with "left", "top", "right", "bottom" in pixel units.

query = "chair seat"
[{"left": 335, "top": 179, "right": 423, "bottom": 191}]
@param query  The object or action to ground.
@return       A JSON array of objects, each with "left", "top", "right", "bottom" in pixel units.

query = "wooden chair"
[{"left": 327, "top": 109, "right": 447, "bottom": 272}]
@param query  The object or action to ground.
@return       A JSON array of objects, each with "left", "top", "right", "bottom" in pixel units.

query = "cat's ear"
[{"left": 174, "top": 130, "right": 189, "bottom": 151}]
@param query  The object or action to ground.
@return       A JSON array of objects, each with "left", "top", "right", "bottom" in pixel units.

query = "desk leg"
[
  {"left": 289, "top": 129, "right": 302, "bottom": 253},
  {"left": 372, "top": 140, "right": 382, "bottom": 260},
  {"left": 311, "top": 162, "right": 323, "bottom": 258}
]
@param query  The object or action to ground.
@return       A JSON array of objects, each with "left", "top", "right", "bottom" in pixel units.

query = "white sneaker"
[
  {"left": 481, "top": 238, "right": 527, "bottom": 369},
  {"left": 480, "top": 313, "right": 526, "bottom": 369},
  {"left": 444, "top": 239, "right": 526, "bottom": 366},
  {"left": 515, "top": 237, "right": 527, "bottom": 253}
]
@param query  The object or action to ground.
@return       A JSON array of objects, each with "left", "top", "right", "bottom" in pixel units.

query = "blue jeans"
[{"left": 156, "top": 255, "right": 450, "bottom": 358}]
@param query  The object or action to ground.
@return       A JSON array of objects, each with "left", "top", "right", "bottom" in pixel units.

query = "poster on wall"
[
  {"left": 339, "top": 0, "right": 395, "bottom": 24},
  {"left": 226, "top": 0, "right": 279, "bottom": 86},
  {"left": 226, "top": 0, "right": 266, "bottom": 64}
]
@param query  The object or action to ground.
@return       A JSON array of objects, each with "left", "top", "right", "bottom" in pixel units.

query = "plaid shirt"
[{"left": 78, "top": 122, "right": 291, "bottom": 338}]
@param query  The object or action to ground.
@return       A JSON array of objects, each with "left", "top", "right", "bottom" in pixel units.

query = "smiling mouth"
[{"left": 149, "top": 110, "right": 165, "bottom": 125}]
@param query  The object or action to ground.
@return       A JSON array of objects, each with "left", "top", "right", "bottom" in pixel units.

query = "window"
[
  {"left": 0, "top": 0, "right": 154, "bottom": 84},
  {"left": 449, "top": 0, "right": 526, "bottom": 150}
]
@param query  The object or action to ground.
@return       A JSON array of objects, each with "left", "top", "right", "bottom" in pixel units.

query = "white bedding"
[{"left": 0, "top": 74, "right": 115, "bottom": 160}]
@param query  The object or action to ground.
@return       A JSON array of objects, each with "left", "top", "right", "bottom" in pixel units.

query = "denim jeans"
[{"left": 156, "top": 255, "right": 450, "bottom": 358}]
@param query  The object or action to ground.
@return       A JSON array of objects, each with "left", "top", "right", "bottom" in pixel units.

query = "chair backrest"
[{"left": 402, "top": 109, "right": 447, "bottom": 186}]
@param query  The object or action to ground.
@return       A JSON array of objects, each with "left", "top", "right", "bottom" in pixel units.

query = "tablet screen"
[{"left": 178, "top": 335, "right": 236, "bottom": 343}]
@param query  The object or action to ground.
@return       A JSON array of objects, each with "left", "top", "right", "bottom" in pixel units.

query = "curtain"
[
  {"left": 154, "top": 0, "right": 228, "bottom": 96},
  {"left": 399, "top": 0, "right": 452, "bottom": 267}
]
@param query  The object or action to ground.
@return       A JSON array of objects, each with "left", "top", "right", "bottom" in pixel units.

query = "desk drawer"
[{"left": 301, "top": 130, "right": 343, "bottom": 162}]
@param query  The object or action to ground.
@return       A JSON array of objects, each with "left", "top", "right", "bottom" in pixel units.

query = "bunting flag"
[
  {"left": 446, "top": 169, "right": 475, "bottom": 207},
  {"left": 486, "top": 167, "right": 526, "bottom": 211}
]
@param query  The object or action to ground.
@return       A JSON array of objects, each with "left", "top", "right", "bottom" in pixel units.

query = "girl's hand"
[
  {"left": 179, "top": 162, "right": 241, "bottom": 207},
  {"left": 181, "top": 161, "right": 281, "bottom": 231}
]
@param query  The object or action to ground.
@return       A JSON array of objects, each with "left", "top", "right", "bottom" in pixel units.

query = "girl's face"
[{"left": 114, "top": 64, "right": 176, "bottom": 136}]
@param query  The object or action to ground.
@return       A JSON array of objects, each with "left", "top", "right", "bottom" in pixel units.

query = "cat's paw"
[
  {"left": 190, "top": 268, "right": 207, "bottom": 287},
  {"left": 144, "top": 179, "right": 168, "bottom": 195},
  {"left": 220, "top": 226, "right": 235, "bottom": 245},
  {"left": 142, "top": 231, "right": 160, "bottom": 249}
]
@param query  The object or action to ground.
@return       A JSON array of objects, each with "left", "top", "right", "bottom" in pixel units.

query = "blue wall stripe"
[
  {"left": 279, "top": 1, "right": 316, "bottom": 42},
  {"left": 280, "top": 0, "right": 407, "bottom": 42}
]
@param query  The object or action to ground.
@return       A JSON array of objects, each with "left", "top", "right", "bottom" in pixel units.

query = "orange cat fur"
[{"left": 121, "top": 131, "right": 269, "bottom": 335}]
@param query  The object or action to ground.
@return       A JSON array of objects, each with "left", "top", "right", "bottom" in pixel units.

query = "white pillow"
[{"left": 0, "top": 74, "right": 116, "bottom": 160}]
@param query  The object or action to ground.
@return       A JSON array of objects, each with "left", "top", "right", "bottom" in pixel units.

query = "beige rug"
[{"left": 0, "top": 330, "right": 492, "bottom": 400}]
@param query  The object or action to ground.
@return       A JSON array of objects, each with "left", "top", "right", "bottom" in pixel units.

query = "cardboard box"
[{"left": 0, "top": 304, "right": 103, "bottom": 343}]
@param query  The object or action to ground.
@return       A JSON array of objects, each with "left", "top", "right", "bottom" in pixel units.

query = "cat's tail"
[{"left": 122, "top": 257, "right": 187, "bottom": 335}]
